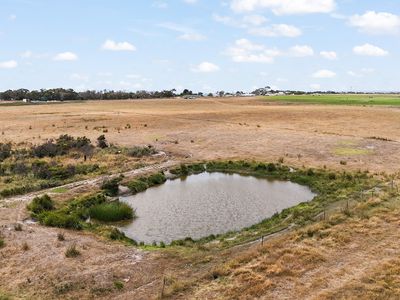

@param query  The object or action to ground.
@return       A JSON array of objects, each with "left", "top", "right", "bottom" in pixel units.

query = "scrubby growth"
[
  {"left": 126, "top": 172, "right": 166, "bottom": 194},
  {"left": 0, "top": 143, "right": 12, "bottom": 162},
  {"left": 32, "top": 134, "right": 93, "bottom": 158},
  {"left": 127, "top": 145, "right": 157, "bottom": 158},
  {"left": 169, "top": 163, "right": 205, "bottom": 176},
  {"left": 96, "top": 135, "right": 108, "bottom": 149},
  {"left": 101, "top": 176, "right": 123, "bottom": 196},
  {"left": 27, "top": 193, "right": 134, "bottom": 231},
  {"left": 28, "top": 194, "right": 54, "bottom": 215}
]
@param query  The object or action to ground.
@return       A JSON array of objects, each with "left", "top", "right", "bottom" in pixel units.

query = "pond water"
[{"left": 119, "top": 172, "right": 316, "bottom": 244}]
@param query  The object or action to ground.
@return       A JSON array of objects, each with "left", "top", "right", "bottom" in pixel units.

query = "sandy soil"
[{"left": 1, "top": 97, "right": 400, "bottom": 299}]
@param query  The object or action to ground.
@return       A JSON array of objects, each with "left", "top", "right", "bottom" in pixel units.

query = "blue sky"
[{"left": 0, "top": 0, "right": 399, "bottom": 92}]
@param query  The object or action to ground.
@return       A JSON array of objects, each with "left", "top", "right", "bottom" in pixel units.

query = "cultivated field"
[{"left": 1, "top": 96, "right": 400, "bottom": 299}]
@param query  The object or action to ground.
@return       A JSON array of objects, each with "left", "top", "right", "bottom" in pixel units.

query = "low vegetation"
[
  {"left": 126, "top": 172, "right": 166, "bottom": 194},
  {"left": 265, "top": 94, "right": 400, "bottom": 106},
  {"left": 65, "top": 243, "right": 80, "bottom": 258},
  {"left": 89, "top": 202, "right": 133, "bottom": 222},
  {"left": 0, "top": 135, "right": 160, "bottom": 199},
  {"left": 101, "top": 176, "right": 123, "bottom": 196},
  {"left": 27, "top": 193, "right": 135, "bottom": 232}
]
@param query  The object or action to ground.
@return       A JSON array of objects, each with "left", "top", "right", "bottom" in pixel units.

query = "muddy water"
[{"left": 120, "top": 172, "right": 316, "bottom": 244}]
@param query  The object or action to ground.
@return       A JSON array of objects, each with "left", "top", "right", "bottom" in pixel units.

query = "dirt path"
[{"left": 0, "top": 159, "right": 177, "bottom": 210}]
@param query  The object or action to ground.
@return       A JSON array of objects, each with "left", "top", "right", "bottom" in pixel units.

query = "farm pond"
[{"left": 119, "top": 172, "right": 316, "bottom": 244}]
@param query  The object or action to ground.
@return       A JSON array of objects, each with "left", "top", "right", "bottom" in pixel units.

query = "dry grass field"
[
  {"left": 1, "top": 97, "right": 400, "bottom": 172},
  {"left": 1, "top": 97, "right": 400, "bottom": 299}
]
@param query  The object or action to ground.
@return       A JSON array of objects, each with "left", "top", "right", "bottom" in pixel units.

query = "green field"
[{"left": 264, "top": 94, "right": 400, "bottom": 106}]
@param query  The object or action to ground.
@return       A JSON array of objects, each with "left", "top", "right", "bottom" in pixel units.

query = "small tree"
[{"left": 97, "top": 135, "right": 108, "bottom": 149}]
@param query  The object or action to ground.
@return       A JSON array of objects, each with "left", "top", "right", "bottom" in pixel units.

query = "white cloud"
[
  {"left": 320, "top": 51, "right": 337, "bottom": 60},
  {"left": 102, "top": 40, "right": 136, "bottom": 51},
  {"left": 242, "top": 14, "right": 268, "bottom": 26},
  {"left": 70, "top": 73, "right": 89, "bottom": 81},
  {"left": 158, "top": 22, "right": 206, "bottom": 41},
  {"left": 8, "top": 14, "right": 16, "bottom": 21},
  {"left": 248, "top": 24, "right": 302, "bottom": 37},
  {"left": 353, "top": 43, "right": 388, "bottom": 56},
  {"left": 230, "top": 0, "right": 336, "bottom": 15},
  {"left": 0, "top": 60, "right": 17, "bottom": 69},
  {"left": 312, "top": 69, "right": 336, "bottom": 78},
  {"left": 21, "top": 50, "right": 33, "bottom": 59},
  {"left": 183, "top": 0, "right": 197, "bottom": 4},
  {"left": 53, "top": 52, "right": 78, "bottom": 61},
  {"left": 213, "top": 13, "right": 267, "bottom": 28},
  {"left": 310, "top": 83, "right": 321, "bottom": 90},
  {"left": 290, "top": 45, "right": 314, "bottom": 57},
  {"left": 179, "top": 33, "right": 206, "bottom": 41},
  {"left": 192, "top": 62, "right": 220, "bottom": 73},
  {"left": 349, "top": 11, "right": 400, "bottom": 35},
  {"left": 347, "top": 68, "right": 375, "bottom": 77},
  {"left": 225, "top": 38, "right": 281, "bottom": 63}
]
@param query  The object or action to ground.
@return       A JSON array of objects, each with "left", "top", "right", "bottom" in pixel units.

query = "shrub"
[
  {"left": 65, "top": 243, "right": 80, "bottom": 258},
  {"left": 127, "top": 179, "right": 148, "bottom": 194},
  {"left": 101, "top": 177, "right": 122, "bottom": 196},
  {"left": 0, "top": 185, "right": 34, "bottom": 198},
  {"left": 27, "top": 194, "right": 54, "bottom": 215},
  {"left": 57, "top": 232, "right": 65, "bottom": 241},
  {"left": 89, "top": 202, "right": 134, "bottom": 222},
  {"left": 146, "top": 172, "right": 166, "bottom": 186},
  {"left": 114, "top": 281, "right": 124, "bottom": 290},
  {"left": 32, "top": 135, "right": 93, "bottom": 158},
  {"left": 109, "top": 227, "right": 128, "bottom": 241},
  {"left": 0, "top": 143, "right": 12, "bottom": 162},
  {"left": 40, "top": 211, "right": 82, "bottom": 230},
  {"left": 180, "top": 164, "right": 189, "bottom": 176},
  {"left": 32, "top": 141, "right": 59, "bottom": 158},
  {"left": 97, "top": 135, "right": 108, "bottom": 149},
  {"left": 128, "top": 146, "right": 156, "bottom": 157},
  {"left": 0, "top": 236, "right": 4, "bottom": 248},
  {"left": 267, "top": 163, "right": 277, "bottom": 172}
]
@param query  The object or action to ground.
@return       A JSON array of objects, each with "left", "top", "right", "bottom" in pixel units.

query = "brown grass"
[{"left": 1, "top": 97, "right": 400, "bottom": 173}]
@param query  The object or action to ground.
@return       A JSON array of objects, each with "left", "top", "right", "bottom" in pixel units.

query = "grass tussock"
[
  {"left": 65, "top": 243, "right": 80, "bottom": 258},
  {"left": 89, "top": 202, "right": 134, "bottom": 222}
]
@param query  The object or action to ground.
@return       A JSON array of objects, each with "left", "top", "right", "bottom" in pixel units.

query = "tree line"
[{"left": 0, "top": 88, "right": 180, "bottom": 101}]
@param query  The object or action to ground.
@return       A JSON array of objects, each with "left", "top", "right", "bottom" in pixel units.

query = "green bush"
[
  {"left": 101, "top": 177, "right": 122, "bottom": 196},
  {"left": 127, "top": 179, "right": 148, "bottom": 194},
  {"left": 146, "top": 172, "right": 166, "bottom": 185},
  {"left": 39, "top": 211, "right": 83, "bottom": 230},
  {"left": 267, "top": 163, "right": 277, "bottom": 172},
  {"left": 89, "top": 202, "right": 134, "bottom": 222},
  {"left": 127, "top": 146, "right": 156, "bottom": 157},
  {"left": 0, "top": 236, "right": 4, "bottom": 248},
  {"left": 27, "top": 194, "right": 54, "bottom": 215}
]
